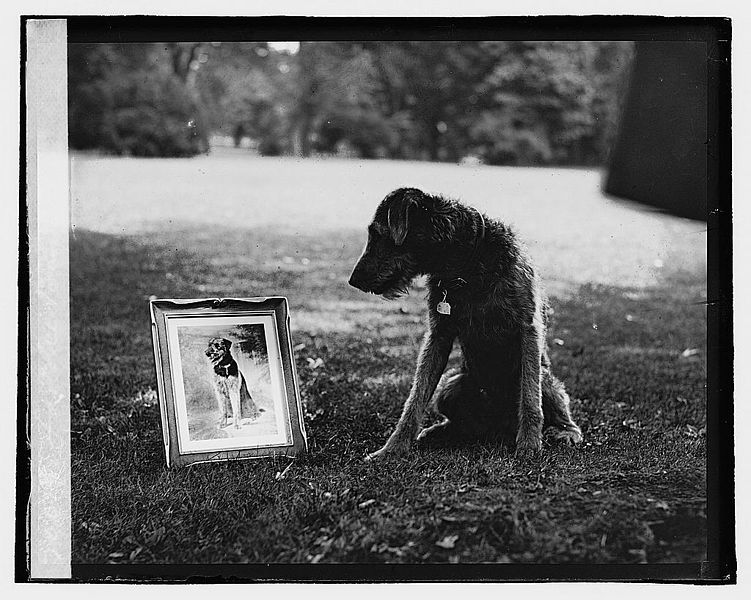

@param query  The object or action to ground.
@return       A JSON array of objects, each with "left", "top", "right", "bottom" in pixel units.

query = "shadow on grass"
[{"left": 71, "top": 225, "right": 706, "bottom": 565}]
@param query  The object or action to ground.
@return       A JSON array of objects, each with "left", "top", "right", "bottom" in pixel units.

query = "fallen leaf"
[
  {"left": 358, "top": 499, "right": 376, "bottom": 509},
  {"left": 435, "top": 535, "right": 459, "bottom": 549},
  {"left": 628, "top": 548, "right": 647, "bottom": 563},
  {"left": 684, "top": 424, "right": 705, "bottom": 439},
  {"left": 307, "top": 357, "right": 324, "bottom": 369},
  {"left": 275, "top": 462, "right": 293, "bottom": 480},
  {"left": 681, "top": 348, "right": 700, "bottom": 358},
  {"left": 441, "top": 515, "right": 464, "bottom": 522}
]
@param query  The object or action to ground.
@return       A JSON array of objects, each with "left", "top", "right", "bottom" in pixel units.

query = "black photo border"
[{"left": 17, "top": 13, "right": 733, "bottom": 584}]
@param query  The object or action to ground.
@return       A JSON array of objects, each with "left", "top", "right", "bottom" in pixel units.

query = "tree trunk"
[
  {"left": 167, "top": 43, "right": 209, "bottom": 153},
  {"left": 291, "top": 111, "right": 312, "bottom": 157},
  {"left": 426, "top": 123, "right": 441, "bottom": 162},
  {"left": 291, "top": 43, "right": 315, "bottom": 157},
  {"left": 169, "top": 43, "right": 202, "bottom": 84}
]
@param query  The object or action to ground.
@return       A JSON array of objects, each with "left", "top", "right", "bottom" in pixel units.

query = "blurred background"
[{"left": 68, "top": 41, "right": 633, "bottom": 165}]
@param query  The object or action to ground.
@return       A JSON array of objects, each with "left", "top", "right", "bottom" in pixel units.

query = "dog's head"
[
  {"left": 348, "top": 187, "right": 457, "bottom": 298},
  {"left": 205, "top": 337, "right": 232, "bottom": 363}
]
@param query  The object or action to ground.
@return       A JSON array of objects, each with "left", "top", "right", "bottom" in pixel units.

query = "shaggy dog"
[
  {"left": 205, "top": 337, "right": 260, "bottom": 429},
  {"left": 348, "top": 187, "right": 582, "bottom": 460}
]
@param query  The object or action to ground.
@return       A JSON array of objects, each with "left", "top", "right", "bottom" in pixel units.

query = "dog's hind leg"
[
  {"left": 239, "top": 375, "right": 261, "bottom": 420},
  {"left": 515, "top": 320, "right": 546, "bottom": 457},
  {"left": 416, "top": 369, "right": 490, "bottom": 448},
  {"left": 541, "top": 367, "right": 582, "bottom": 445}
]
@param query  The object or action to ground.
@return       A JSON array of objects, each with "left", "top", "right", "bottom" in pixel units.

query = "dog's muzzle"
[
  {"left": 348, "top": 269, "right": 369, "bottom": 292},
  {"left": 348, "top": 260, "right": 375, "bottom": 292}
]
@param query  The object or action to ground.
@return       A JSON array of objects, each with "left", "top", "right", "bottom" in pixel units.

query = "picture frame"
[{"left": 149, "top": 297, "right": 307, "bottom": 467}]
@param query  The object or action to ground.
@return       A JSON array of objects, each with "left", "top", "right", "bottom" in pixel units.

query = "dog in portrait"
[{"left": 205, "top": 337, "right": 261, "bottom": 429}]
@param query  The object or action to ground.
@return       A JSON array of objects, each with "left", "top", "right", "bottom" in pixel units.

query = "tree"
[
  {"left": 68, "top": 42, "right": 210, "bottom": 157},
  {"left": 69, "top": 40, "right": 633, "bottom": 165},
  {"left": 286, "top": 42, "right": 378, "bottom": 157},
  {"left": 359, "top": 42, "right": 503, "bottom": 161},
  {"left": 469, "top": 41, "right": 633, "bottom": 165}
]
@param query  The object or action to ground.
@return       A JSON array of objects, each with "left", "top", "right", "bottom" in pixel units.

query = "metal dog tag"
[{"left": 436, "top": 290, "right": 451, "bottom": 315}]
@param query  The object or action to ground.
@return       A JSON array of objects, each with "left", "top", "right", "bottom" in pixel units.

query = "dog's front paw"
[
  {"left": 365, "top": 439, "right": 411, "bottom": 462},
  {"left": 544, "top": 425, "right": 583, "bottom": 446},
  {"left": 514, "top": 435, "right": 542, "bottom": 459}
]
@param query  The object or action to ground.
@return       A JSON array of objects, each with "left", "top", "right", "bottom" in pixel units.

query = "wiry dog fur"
[
  {"left": 348, "top": 187, "right": 582, "bottom": 460},
  {"left": 205, "top": 337, "right": 261, "bottom": 429}
]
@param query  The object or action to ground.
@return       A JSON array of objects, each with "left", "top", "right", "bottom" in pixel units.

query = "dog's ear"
[
  {"left": 387, "top": 189, "right": 422, "bottom": 246},
  {"left": 222, "top": 338, "right": 232, "bottom": 350}
]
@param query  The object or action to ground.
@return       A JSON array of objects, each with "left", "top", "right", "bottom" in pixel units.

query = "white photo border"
[{"left": 165, "top": 312, "right": 293, "bottom": 453}]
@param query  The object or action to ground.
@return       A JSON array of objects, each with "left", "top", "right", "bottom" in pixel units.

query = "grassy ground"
[{"left": 70, "top": 154, "right": 707, "bottom": 565}]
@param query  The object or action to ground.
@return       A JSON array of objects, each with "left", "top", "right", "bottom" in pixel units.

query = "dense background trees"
[{"left": 68, "top": 41, "right": 633, "bottom": 165}]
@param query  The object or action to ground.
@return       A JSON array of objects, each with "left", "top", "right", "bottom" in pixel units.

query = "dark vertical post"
[{"left": 604, "top": 41, "right": 708, "bottom": 220}]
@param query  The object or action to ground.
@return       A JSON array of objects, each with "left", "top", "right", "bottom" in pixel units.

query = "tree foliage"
[
  {"left": 69, "top": 43, "right": 208, "bottom": 157},
  {"left": 68, "top": 41, "right": 633, "bottom": 165}
]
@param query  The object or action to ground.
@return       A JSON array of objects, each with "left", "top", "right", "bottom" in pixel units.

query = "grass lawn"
[{"left": 70, "top": 153, "right": 707, "bottom": 566}]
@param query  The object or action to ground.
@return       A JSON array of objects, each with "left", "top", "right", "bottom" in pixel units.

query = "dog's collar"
[
  {"left": 435, "top": 207, "right": 485, "bottom": 315},
  {"left": 440, "top": 207, "right": 486, "bottom": 291},
  {"left": 213, "top": 360, "right": 233, "bottom": 377}
]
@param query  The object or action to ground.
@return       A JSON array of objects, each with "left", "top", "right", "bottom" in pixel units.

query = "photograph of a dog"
[
  {"left": 349, "top": 187, "right": 582, "bottom": 460},
  {"left": 205, "top": 336, "right": 262, "bottom": 431},
  {"left": 174, "top": 323, "right": 277, "bottom": 442}
]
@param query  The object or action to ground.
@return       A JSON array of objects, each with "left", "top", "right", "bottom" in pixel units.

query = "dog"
[
  {"left": 348, "top": 187, "right": 583, "bottom": 460},
  {"left": 204, "top": 337, "right": 261, "bottom": 429}
]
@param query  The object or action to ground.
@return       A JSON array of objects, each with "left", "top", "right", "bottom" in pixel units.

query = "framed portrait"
[{"left": 149, "top": 297, "right": 307, "bottom": 467}]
